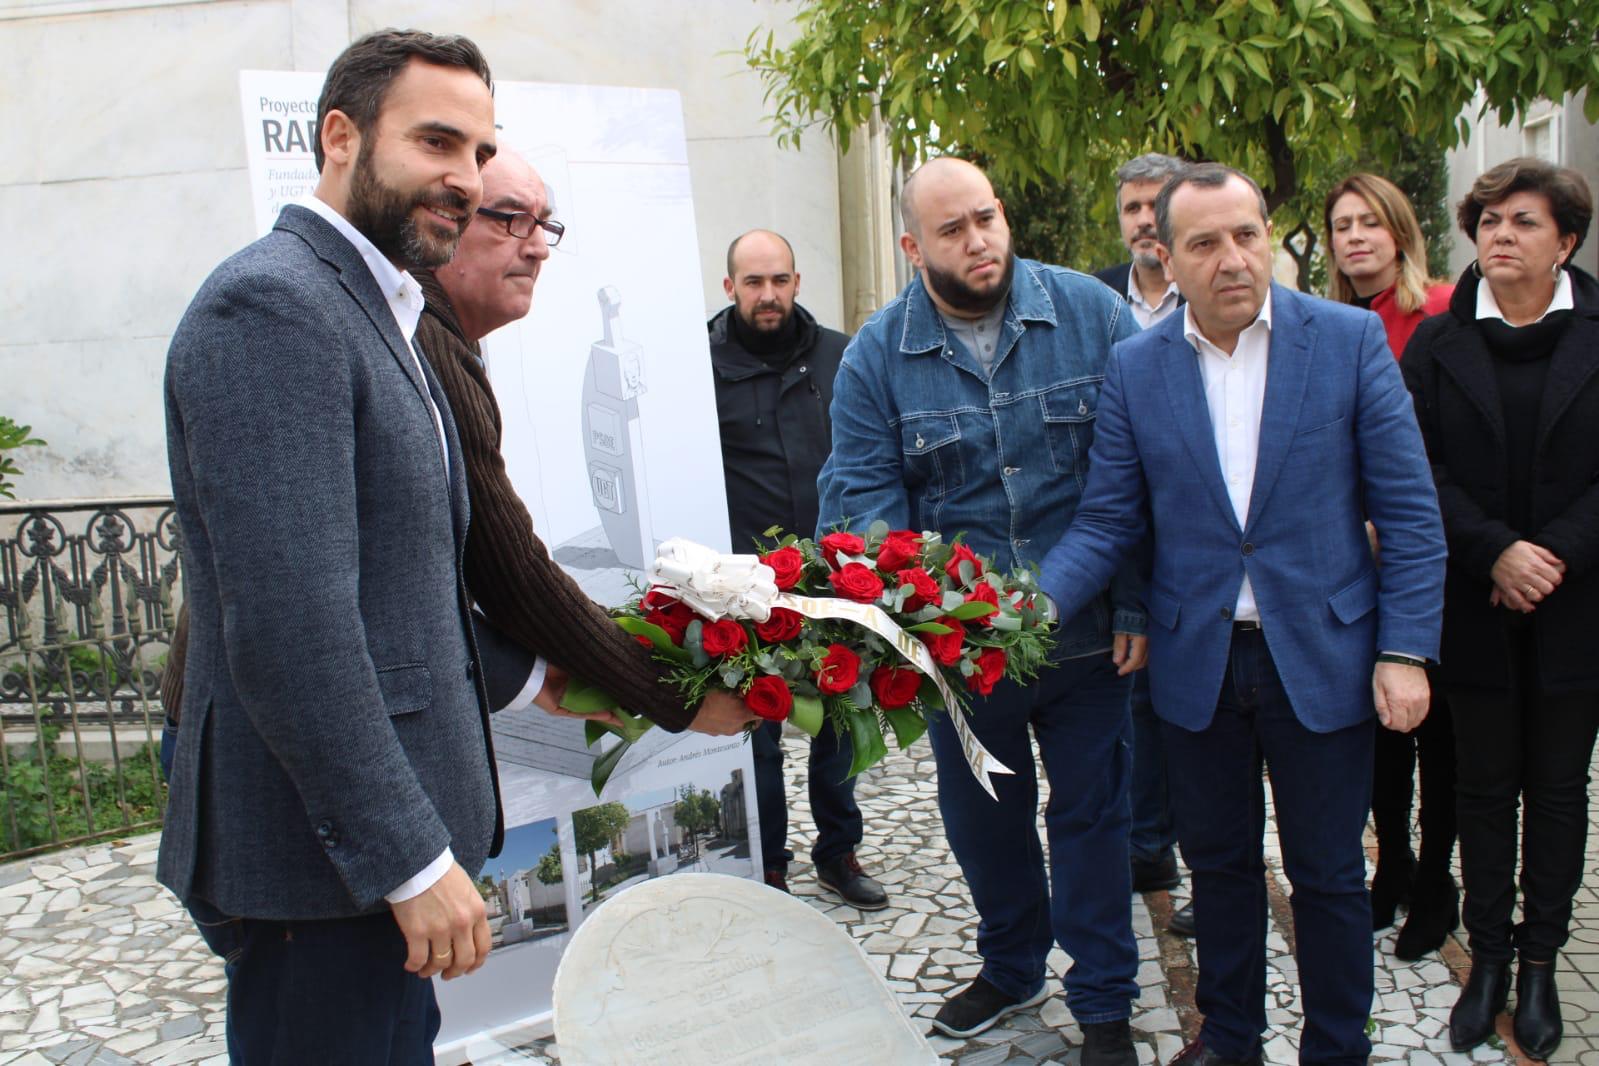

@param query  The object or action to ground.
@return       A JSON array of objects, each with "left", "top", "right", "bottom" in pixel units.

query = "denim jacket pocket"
[
  {"left": 1040, "top": 381, "right": 1102, "bottom": 476},
  {"left": 376, "top": 663, "right": 432, "bottom": 717},
  {"left": 900, "top": 414, "right": 965, "bottom": 499}
]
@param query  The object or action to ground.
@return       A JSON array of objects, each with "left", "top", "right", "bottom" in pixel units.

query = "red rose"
[
  {"left": 875, "top": 530, "right": 923, "bottom": 573},
  {"left": 700, "top": 618, "right": 749, "bottom": 657},
  {"left": 744, "top": 675, "right": 793, "bottom": 721},
  {"left": 965, "top": 582, "right": 1000, "bottom": 625},
  {"left": 895, "top": 567, "right": 943, "bottom": 611},
  {"left": 819, "top": 531, "right": 866, "bottom": 565},
  {"left": 755, "top": 607, "right": 804, "bottom": 643},
  {"left": 634, "top": 634, "right": 654, "bottom": 648},
  {"left": 944, "top": 543, "right": 984, "bottom": 583},
  {"left": 966, "top": 647, "right": 1008, "bottom": 696},
  {"left": 645, "top": 602, "right": 693, "bottom": 645},
  {"left": 761, "top": 546, "right": 805, "bottom": 590},
  {"left": 869, "top": 665, "right": 923, "bottom": 709},
  {"left": 828, "top": 562, "right": 886, "bottom": 604},
  {"left": 921, "top": 616, "right": 967, "bottom": 666},
  {"left": 641, "top": 586, "right": 680, "bottom": 611},
  {"left": 815, "top": 643, "right": 862, "bottom": 695}
]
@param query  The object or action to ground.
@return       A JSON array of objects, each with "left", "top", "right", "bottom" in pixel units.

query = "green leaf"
[
  {"left": 1240, "top": 46, "right": 1271, "bottom": 83},
  {"left": 790, "top": 694, "right": 825, "bottom": 736},
  {"left": 947, "top": 600, "right": 999, "bottom": 621},
  {"left": 562, "top": 678, "right": 621, "bottom": 715},
  {"left": 590, "top": 737, "right": 632, "bottom": 795},
  {"left": 845, "top": 709, "right": 889, "bottom": 777},
  {"left": 904, "top": 621, "right": 955, "bottom": 634},
  {"left": 883, "top": 707, "right": 927, "bottom": 749},
  {"left": 1081, "top": 0, "right": 1101, "bottom": 41},
  {"left": 617, "top": 616, "right": 692, "bottom": 662}
]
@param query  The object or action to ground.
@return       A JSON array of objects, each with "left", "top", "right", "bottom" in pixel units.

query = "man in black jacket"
[{"left": 709, "top": 229, "right": 886, "bottom": 909}]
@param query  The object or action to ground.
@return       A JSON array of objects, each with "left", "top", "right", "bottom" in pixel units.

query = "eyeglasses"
[{"left": 475, "top": 207, "right": 565, "bottom": 247}]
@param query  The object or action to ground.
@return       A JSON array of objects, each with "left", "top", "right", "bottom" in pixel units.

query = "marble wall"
[{"left": 1, "top": 0, "right": 844, "bottom": 499}]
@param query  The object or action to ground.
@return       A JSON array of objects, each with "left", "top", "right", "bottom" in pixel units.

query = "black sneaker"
[
  {"left": 930, "top": 976, "right": 1050, "bottom": 1038},
  {"left": 815, "top": 852, "right": 888, "bottom": 910},
  {"left": 1131, "top": 852, "right": 1181, "bottom": 892},
  {"left": 1082, "top": 1018, "right": 1138, "bottom": 1066},
  {"left": 1167, "top": 901, "right": 1196, "bottom": 937}
]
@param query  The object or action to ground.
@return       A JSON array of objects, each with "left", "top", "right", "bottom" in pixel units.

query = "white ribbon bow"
[{"left": 649, "top": 538, "right": 780, "bottom": 622}]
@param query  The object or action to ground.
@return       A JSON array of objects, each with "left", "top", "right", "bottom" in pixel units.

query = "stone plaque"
[{"left": 553, "top": 872, "right": 937, "bottom": 1065}]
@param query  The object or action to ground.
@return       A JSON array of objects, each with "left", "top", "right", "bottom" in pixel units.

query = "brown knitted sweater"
[
  {"left": 161, "top": 276, "right": 695, "bottom": 732},
  {"left": 412, "top": 271, "right": 694, "bottom": 731}
]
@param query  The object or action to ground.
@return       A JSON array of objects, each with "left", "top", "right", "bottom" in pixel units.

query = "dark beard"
[
  {"left": 924, "top": 251, "right": 1015, "bottom": 315},
  {"left": 345, "top": 141, "right": 468, "bottom": 269},
  {"left": 736, "top": 300, "right": 793, "bottom": 334}
]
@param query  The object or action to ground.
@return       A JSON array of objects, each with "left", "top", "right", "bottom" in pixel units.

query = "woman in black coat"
[{"left": 1402, "top": 157, "right": 1599, "bottom": 1061}]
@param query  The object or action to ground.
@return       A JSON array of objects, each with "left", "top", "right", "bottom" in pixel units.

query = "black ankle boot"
[
  {"left": 1369, "top": 846, "right": 1415, "bottom": 930},
  {"left": 1393, "top": 872, "right": 1459, "bottom": 960},
  {"left": 1450, "top": 957, "right": 1510, "bottom": 1052},
  {"left": 1514, "top": 957, "right": 1562, "bottom": 1060}
]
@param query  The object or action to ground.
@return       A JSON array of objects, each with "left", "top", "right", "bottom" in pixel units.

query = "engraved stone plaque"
[{"left": 553, "top": 872, "right": 937, "bottom": 1065}]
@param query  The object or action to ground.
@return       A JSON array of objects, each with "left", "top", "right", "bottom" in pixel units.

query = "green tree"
[
  {"left": 572, "top": 802, "right": 630, "bottom": 902},
  {"left": 535, "top": 842, "right": 564, "bottom": 886},
  {"left": 0, "top": 417, "right": 45, "bottom": 500},
  {"left": 674, "top": 786, "right": 723, "bottom": 863},
  {"left": 747, "top": 0, "right": 1599, "bottom": 239}
]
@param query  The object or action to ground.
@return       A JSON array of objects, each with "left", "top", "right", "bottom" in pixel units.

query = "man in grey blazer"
[{"left": 161, "top": 31, "right": 541, "bottom": 1061}]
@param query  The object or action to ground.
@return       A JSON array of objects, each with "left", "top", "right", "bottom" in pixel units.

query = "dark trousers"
[
  {"left": 189, "top": 899, "right": 440, "bottom": 1064},
  {"left": 1164, "top": 629, "right": 1374, "bottom": 1065},
  {"left": 1450, "top": 628, "right": 1599, "bottom": 963},
  {"left": 1371, "top": 690, "right": 1456, "bottom": 878},
  {"left": 751, "top": 714, "right": 861, "bottom": 871},
  {"left": 925, "top": 651, "right": 1137, "bottom": 1024},
  {"left": 1128, "top": 670, "right": 1177, "bottom": 864}
]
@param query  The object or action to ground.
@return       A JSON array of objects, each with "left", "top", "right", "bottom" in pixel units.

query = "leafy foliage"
[
  {"left": 1, "top": 717, "right": 165, "bottom": 855},
  {"left": 535, "top": 842, "right": 564, "bottom": 886},
  {"left": 572, "top": 801, "right": 631, "bottom": 902},
  {"left": 674, "top": 785, "right": 723, "bottom": 862},
  {"left": 0, "top": 416, "right": 45, "bottom": 500},
  {"left": 746, "top": 0, "right": 1599, "bottom": 235}
]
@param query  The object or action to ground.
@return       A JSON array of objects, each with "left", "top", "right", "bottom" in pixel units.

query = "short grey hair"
[
  {"left": 1154, "top": 163, "right": 1269, "bottom": 248},
  {"left": 1115, "top": 153, "right": 1188, "bottom": 191}
]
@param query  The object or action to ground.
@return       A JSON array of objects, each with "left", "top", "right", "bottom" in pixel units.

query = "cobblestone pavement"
[{"left": 5, "top": 730, "right": 1594, "bottom": 1064}]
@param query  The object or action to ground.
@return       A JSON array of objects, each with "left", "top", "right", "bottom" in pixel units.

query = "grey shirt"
[{"left": 938, "top": 302, "right": 1010, "bottom": 374}]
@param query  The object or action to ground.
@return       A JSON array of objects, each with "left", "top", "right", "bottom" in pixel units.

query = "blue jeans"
[
  {"left": 1128, "top": 671, "right": 1177, "bottom": 864},
  {"left": 926, "top": 651, "right": 1136, "bottom": 1024},
  {"left": 752, "top": 716, "right": 861, "bottom": 872},
  {"left": 189, "top": 899, "right": 439, "bottom": 1064},
  {"left": 1163, "top": 628, "right": 1374, "bottom": 1066}
]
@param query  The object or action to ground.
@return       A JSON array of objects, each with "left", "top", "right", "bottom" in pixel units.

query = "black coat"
[
  {"left": 1093, "top": 261, "right": 1185, "bottom": 314},
  {"left": 1401, "top": 266, "right": 1599, "bottom": 692},
  {"left": 707, "top": 304, "right": 849, "bottom": 552}
]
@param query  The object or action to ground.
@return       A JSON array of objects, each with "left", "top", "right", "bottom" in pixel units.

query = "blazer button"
[
  {"left": 316, "top": 821, "right": 338, "bottom": 848},
  {"left": 1220, "top": 607, "right": 1233, "bottom": 621},
  {"left": 1241, "top": 542, "right": 1255, "bottom": 556}
]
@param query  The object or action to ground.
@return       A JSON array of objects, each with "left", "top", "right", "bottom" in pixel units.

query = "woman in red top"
[{"left": 1324, "top": 172, "right": 1456, "bottom": 960}]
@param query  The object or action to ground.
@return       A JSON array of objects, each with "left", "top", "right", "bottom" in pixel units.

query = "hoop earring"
[
  {"left": 1471, "top": 259, "right": 1483, "bottom": 279},
  {"left": 1553, "top": 259, "right": 1564, "bottom": 279}
]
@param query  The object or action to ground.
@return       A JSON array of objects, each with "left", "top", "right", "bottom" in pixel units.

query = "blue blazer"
[{"left": 1040, "top": 284, "right": 1445, "bottom": 733}]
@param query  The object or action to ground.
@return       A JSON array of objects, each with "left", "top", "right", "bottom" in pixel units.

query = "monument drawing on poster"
[{"left": 238, "top": 74, "right": 759, "bottom": 1059}]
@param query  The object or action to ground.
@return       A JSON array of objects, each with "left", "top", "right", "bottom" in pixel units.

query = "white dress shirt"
[
  {"left": 1476, "top": 268, "right": 1574, "bottom": 323},
  {"left": 297, "top": 196, "right": 546, "bottom": 903},
  {"left": 1127, "top": 268, "right": 1183, "bottom": 330},
  {"left": 1185, "top": 293, "right": 1274, "bottom": 623}
]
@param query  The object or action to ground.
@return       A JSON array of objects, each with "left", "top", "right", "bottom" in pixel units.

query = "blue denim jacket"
[{"left": 816, "top": 258, "right": 1146, "bottom": 656}]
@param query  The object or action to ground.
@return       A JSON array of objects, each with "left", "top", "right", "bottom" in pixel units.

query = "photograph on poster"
[
  {"left": 482, "top": 817, "right": 569, "bottom": 952},
  {"left": 571, "top": 769, "right": 755, "bottom": 918}
]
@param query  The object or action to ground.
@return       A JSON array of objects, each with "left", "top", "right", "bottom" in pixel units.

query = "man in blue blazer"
[
  {"left": 161, "top": 31, "right": 556, "bottom": 1061},
  {"left": 1040, "top": 164, "right": 1446, "bottom": 1066}
]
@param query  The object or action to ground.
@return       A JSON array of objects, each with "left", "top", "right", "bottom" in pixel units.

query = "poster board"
[{"left": 239, "top": 72, "right": 760, "bottom": 1057}]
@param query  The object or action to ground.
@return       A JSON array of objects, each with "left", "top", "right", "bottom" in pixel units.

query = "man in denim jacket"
[{"left": 816, "top": 157, "right": 1146, "bottom": 1065}]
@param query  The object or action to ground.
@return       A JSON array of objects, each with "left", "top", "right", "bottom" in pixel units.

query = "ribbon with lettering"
[{"left": 649, "top": 539, "right": 1015, "bottom": 799}]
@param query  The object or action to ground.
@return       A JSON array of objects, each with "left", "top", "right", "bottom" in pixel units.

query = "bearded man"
[{"left": 815, "top": 157, "right": 1146, "bottom": 1065}]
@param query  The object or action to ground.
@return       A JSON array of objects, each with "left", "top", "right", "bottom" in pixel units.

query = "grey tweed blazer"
[{"left": 159, "top": 205, "right": 521, "bottom": 920}]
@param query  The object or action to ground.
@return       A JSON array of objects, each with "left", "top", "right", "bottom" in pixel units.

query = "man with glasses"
[
  {"left": 707, "top": 229, "right": 884, "bottom": 908},
  {"left": 419, "top": 149, "right": 757, "bottom": 739}
]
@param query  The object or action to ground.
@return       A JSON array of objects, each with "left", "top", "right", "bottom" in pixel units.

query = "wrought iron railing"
[{"left": 0, "top": 497, "right": 182, "bottom": 861}]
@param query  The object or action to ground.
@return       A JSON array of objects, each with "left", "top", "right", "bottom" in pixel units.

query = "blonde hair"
[{"left": 1323, "top": 173, "right": 1440, "bottom": 314}]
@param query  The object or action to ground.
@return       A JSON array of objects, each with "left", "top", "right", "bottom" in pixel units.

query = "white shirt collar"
[
  {"left": 1476, "top": 269, "right": 1574, "bottom": 325},
  {"left": 1183, "top": 289, "right": 1273, "bottom": 357},
  {"left": 1127, "top": 266, "right": 1181, "bottom": 315},
  {"left": 297, "top": 195, "right": 425, "bottom": 343}
]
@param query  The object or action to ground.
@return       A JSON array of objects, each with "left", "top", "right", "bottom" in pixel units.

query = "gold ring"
[
  {"left": 1526, "top": 585, "right": 1536, "bottom": 597},
  {"left": 434, "top": 948, "right": 453, "bottom": 959}
]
